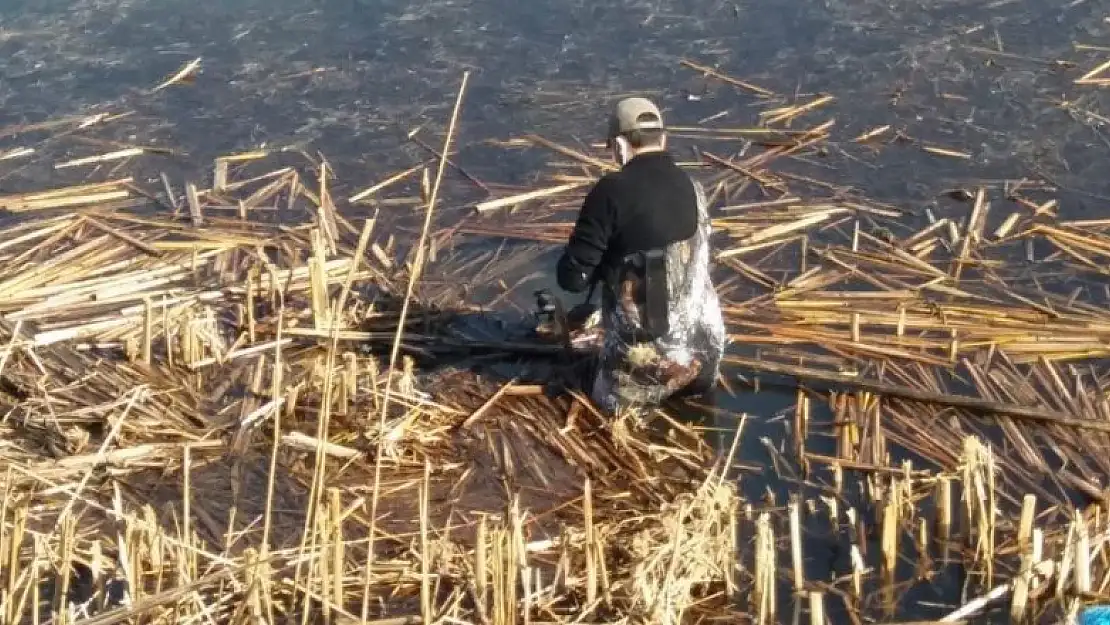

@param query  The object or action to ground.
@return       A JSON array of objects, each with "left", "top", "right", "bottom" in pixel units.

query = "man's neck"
[{"left": 623, "top": 147, "right": 667, "bottom": 165}]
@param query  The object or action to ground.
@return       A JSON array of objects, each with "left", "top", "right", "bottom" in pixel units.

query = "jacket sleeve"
[{"left": 557, "top": 177, "right": 618, "bottom": 293}]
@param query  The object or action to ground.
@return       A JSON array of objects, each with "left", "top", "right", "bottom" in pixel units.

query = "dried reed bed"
[
  {"left": 457, "top": 59, "right": 1110, "bottom": 623},
  {"left": 6, "top": 45, "right": 1110, "bottom": 623},
  {"left": 0, "top": 117, "right": 742, "bottom": 624}
]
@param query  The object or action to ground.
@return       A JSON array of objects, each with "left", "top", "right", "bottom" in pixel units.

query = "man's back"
[
  {"left": 555, "top": 96, "right": 725, "bottom": 413},
  {"left": 558, "top": 152, "right": 725, "bottom": 413},
  {"left": 558, "top": 151, "right": 697, "bottom": 289},
  {"left": 598, "top": 151, "right": 698, "bottom": 259},
  {"left": 594, "top": 170, "right": 725, "bottom": 412}
]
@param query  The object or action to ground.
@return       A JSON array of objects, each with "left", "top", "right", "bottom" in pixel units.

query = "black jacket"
[{"left": 557, "top": 151, "right": 698, "bottom": 293}]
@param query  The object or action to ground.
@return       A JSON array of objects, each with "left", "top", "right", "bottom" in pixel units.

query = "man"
[{"left": 555, "top": 97, "right": 726, "bottom": 414}]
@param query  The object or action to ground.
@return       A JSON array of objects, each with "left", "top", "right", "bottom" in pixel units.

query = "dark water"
[
  {"left": 3, "top": 0, "right": 1108, "bottom": 197},
  {"left": 3, "top": 0, "right": 1110, "bottom": 620}
]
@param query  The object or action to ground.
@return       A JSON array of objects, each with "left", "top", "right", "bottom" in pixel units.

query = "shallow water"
[{"left": 3, "top": 0, "right": 1110, "bottom": 619}]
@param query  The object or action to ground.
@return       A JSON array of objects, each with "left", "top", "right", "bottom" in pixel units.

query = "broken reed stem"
[
  {"left": 1012, "top": 523, "right": 1045, "bottom": 625},
  {"left": 329, "top": 489, "right": 343, "bottom": 616},
  {"left": 260, "top": 311, "right": 284, "bottom": 625},
  {"left": 1075, "top": 510, "right": 1091, "bottom": 594},
  {"left": 790, "top": 498, "right": 804, "bottom": 591},
  {"left": 53, "top": 512, "right": 75, "bottom": 625},
  {"left": 349, "top": 163, "right": 424, "bottom": 203},
  {"left": 809, "top": 592, "right": 824, "bottom": 625},
  {"left": 795, "top": 390, "right": 810, "bottom": 475},
  {"left": 259, "top": 315, "right": 284, "bottom": 625},
  {"left": 0, "top": 319, "right": 24, "bottom": 379},
  {"left": 294, "top": 218, "right": 375, "bottom": 614},
  {"left": 476, "top": 514, "right": 488, "bottom": 608},
  {"left": 880, "top": 487, "right": 898, "bottom": 615},
  {"left": 186, "top": 182, "right": 203, "bottom": 227},
  {"left": 475, "top": 182, "right": 586, "bottom": 213},
  {"left": 1018, "top": 494, "right": 1035, "bottom": 553},
  {"left": 182, "top": 442, "right": 193, "bottom": 588},
  {"left": 946, "top": 560, "right": 1054, "bottom": 623},
  {"left": 936, "top": 476, "right": 952, "bottom": 552},
  {"left": 754, "top": 512, "right": 776, "bottom": 625},
  {"left": 584, "top": 476, "right": 597, "bottom": 611},
  {"left": 151, "top": 57, "right": 201, "bottom": 93},
  {"left": 960, "top": 437, "right": 996, "bottom": 587},
  {"left": 364, "top": 69, "right": 469, "bottom": 613},
  {"left": 512, "top": 497, "right": 529, "bottom": 625},
  {"left": 142, "top": 297, "right": 153, "bottom": 363},
  {"left": 986, "top": 445, "right": 996, "bottom": 590},
  {"left": 421, "top": 458, "right": 432, "bottom": 622},
  {"left": 373, "top": 69, "right": 469, "bottom": 431}
]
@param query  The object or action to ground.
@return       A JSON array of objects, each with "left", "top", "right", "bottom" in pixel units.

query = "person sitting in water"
[{"left": 554, "top": 96, "right": 726, "bottom": 414}]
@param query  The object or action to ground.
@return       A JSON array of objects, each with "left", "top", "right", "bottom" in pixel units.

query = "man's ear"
[{"left": 613, "top": 136, "right": 631, "bottom": 165}]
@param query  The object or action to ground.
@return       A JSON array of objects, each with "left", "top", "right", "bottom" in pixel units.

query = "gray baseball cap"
[{"left": 606, "top": 97, "right": 665, "bottom": 143}]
